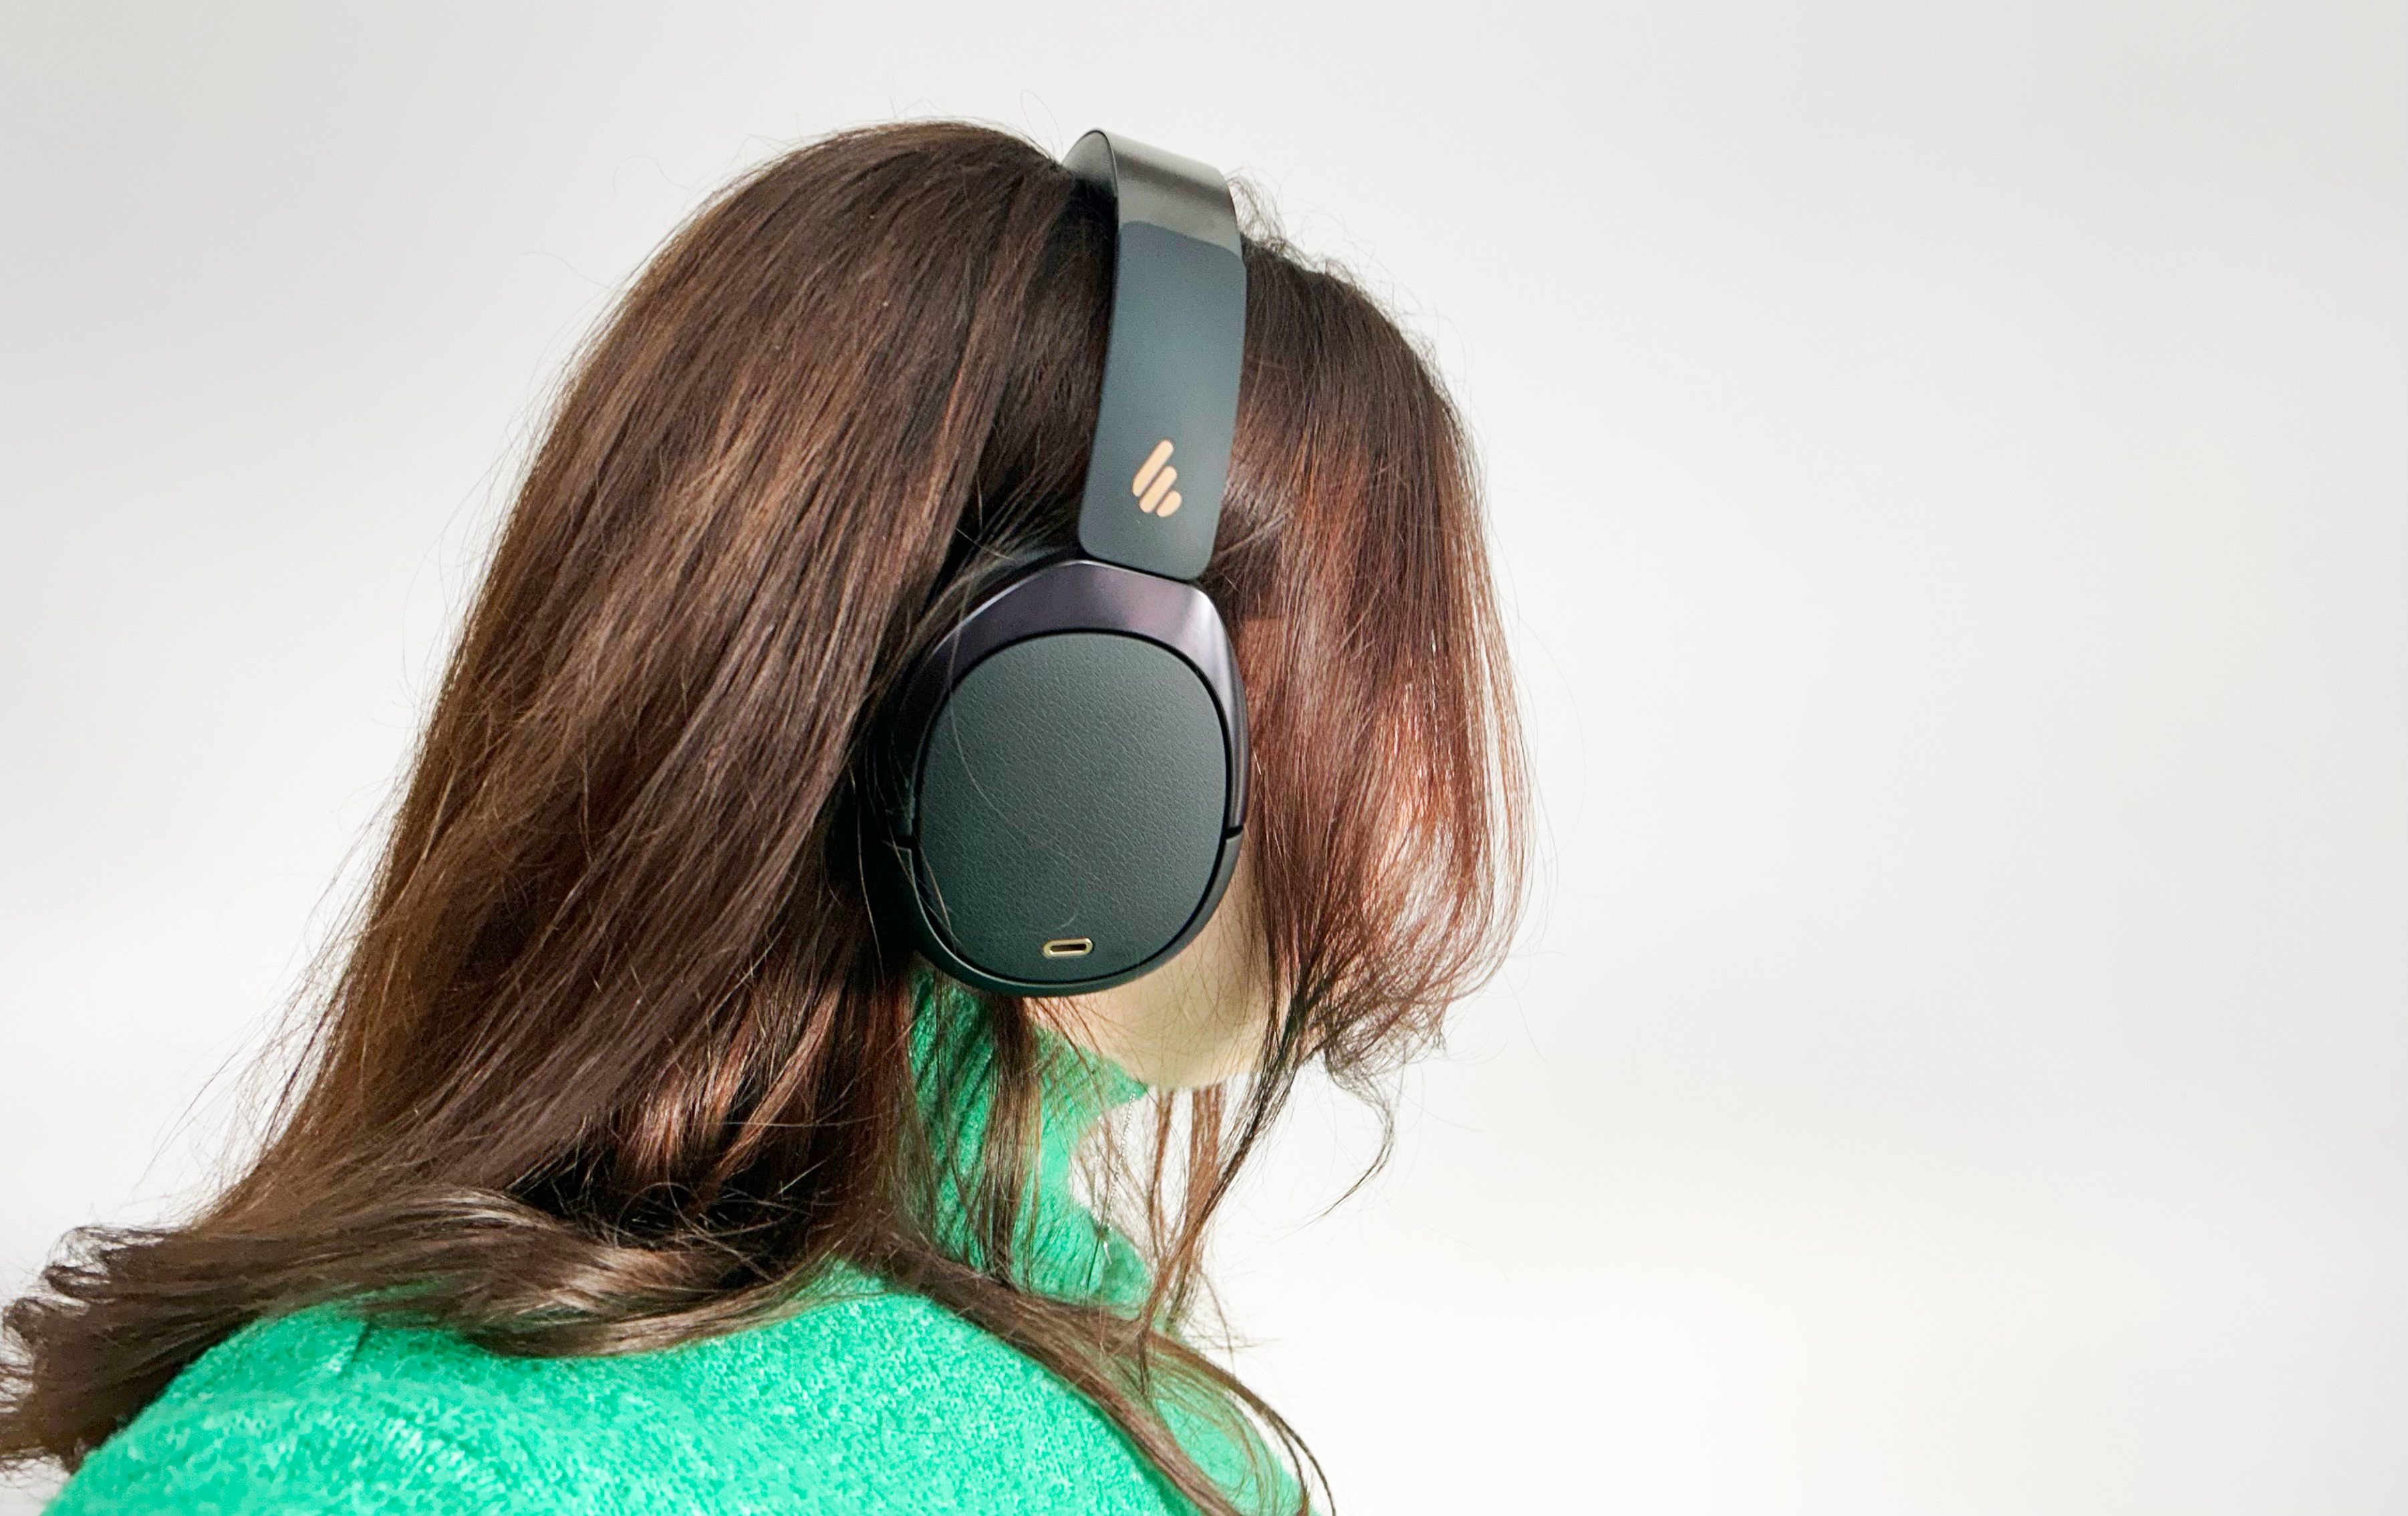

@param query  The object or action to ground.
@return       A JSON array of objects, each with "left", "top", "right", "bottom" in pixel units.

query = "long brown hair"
[{"left": 1, "top": 120, "right": 1525, "bottom": 1513}]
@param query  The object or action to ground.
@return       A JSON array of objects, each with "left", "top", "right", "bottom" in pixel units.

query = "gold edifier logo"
[{"left": 1131, "top": 439, "right": 1182, "bottom": 518}]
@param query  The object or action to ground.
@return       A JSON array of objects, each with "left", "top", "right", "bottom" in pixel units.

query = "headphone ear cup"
[{"left": 912, "top": 630, "right": 1232, "bottom": 987}]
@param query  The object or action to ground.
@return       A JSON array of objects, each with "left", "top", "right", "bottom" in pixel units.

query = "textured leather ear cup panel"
[{"left": 914, "top": 632, "right": 1232, "bottom": 984}]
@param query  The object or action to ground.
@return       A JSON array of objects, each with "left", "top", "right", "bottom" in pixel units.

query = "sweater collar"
[{"left": 908, "top": 969, "right": 1152, "bottom": 1308}]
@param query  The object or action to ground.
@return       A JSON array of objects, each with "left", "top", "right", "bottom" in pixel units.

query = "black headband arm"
[{"left": 1064, "top": 130, "right": 1247, "bottom": 584}]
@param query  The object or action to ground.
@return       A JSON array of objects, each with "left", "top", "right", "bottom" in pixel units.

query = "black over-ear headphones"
[{"left": 874, "top": 130, "right": 1250, "bottom": 997}]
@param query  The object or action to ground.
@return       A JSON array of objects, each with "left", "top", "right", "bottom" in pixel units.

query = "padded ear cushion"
[{"left": 914, "top": 631, "right": 1231, "bottom": 984}]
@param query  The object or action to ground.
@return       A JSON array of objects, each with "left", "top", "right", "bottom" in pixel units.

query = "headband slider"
[{"left": 1065, "top": 130, "right": 1247, "bottom": 584}]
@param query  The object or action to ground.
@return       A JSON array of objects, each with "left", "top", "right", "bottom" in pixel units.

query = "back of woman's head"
[{"left": 1, "top": 120, "right": 1524, "bottom": 1512}]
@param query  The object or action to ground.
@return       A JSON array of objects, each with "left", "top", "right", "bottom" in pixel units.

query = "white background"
[{"left": 3, "top": 3, "right": 2401, "bottom": 1512}]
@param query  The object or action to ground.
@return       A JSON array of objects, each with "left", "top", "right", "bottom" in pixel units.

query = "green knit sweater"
[{"left": 47, "top": 978, "right": 1283, "bottom": 1515}]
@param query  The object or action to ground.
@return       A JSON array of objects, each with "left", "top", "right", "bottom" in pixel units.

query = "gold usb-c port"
[{"left": 1041, "top": 937, "right": 1094, "bottom": 959}]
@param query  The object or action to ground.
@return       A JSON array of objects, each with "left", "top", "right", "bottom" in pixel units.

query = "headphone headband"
[{"left": 1064, "top": 131, "right": 1247, "bottom": 584}]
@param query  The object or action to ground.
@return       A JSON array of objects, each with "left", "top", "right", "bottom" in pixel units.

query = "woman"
[{"left": 1, "top": 120, "right": 1524, "bottom": 1515}]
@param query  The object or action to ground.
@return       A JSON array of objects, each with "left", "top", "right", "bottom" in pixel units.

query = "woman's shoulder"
[
  {"left": 45, "top": 1306, "right": 555, "bottom": 1514},
  {"left": 49, "top": 1283, "right": 1188, "bottom": 1514}
]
